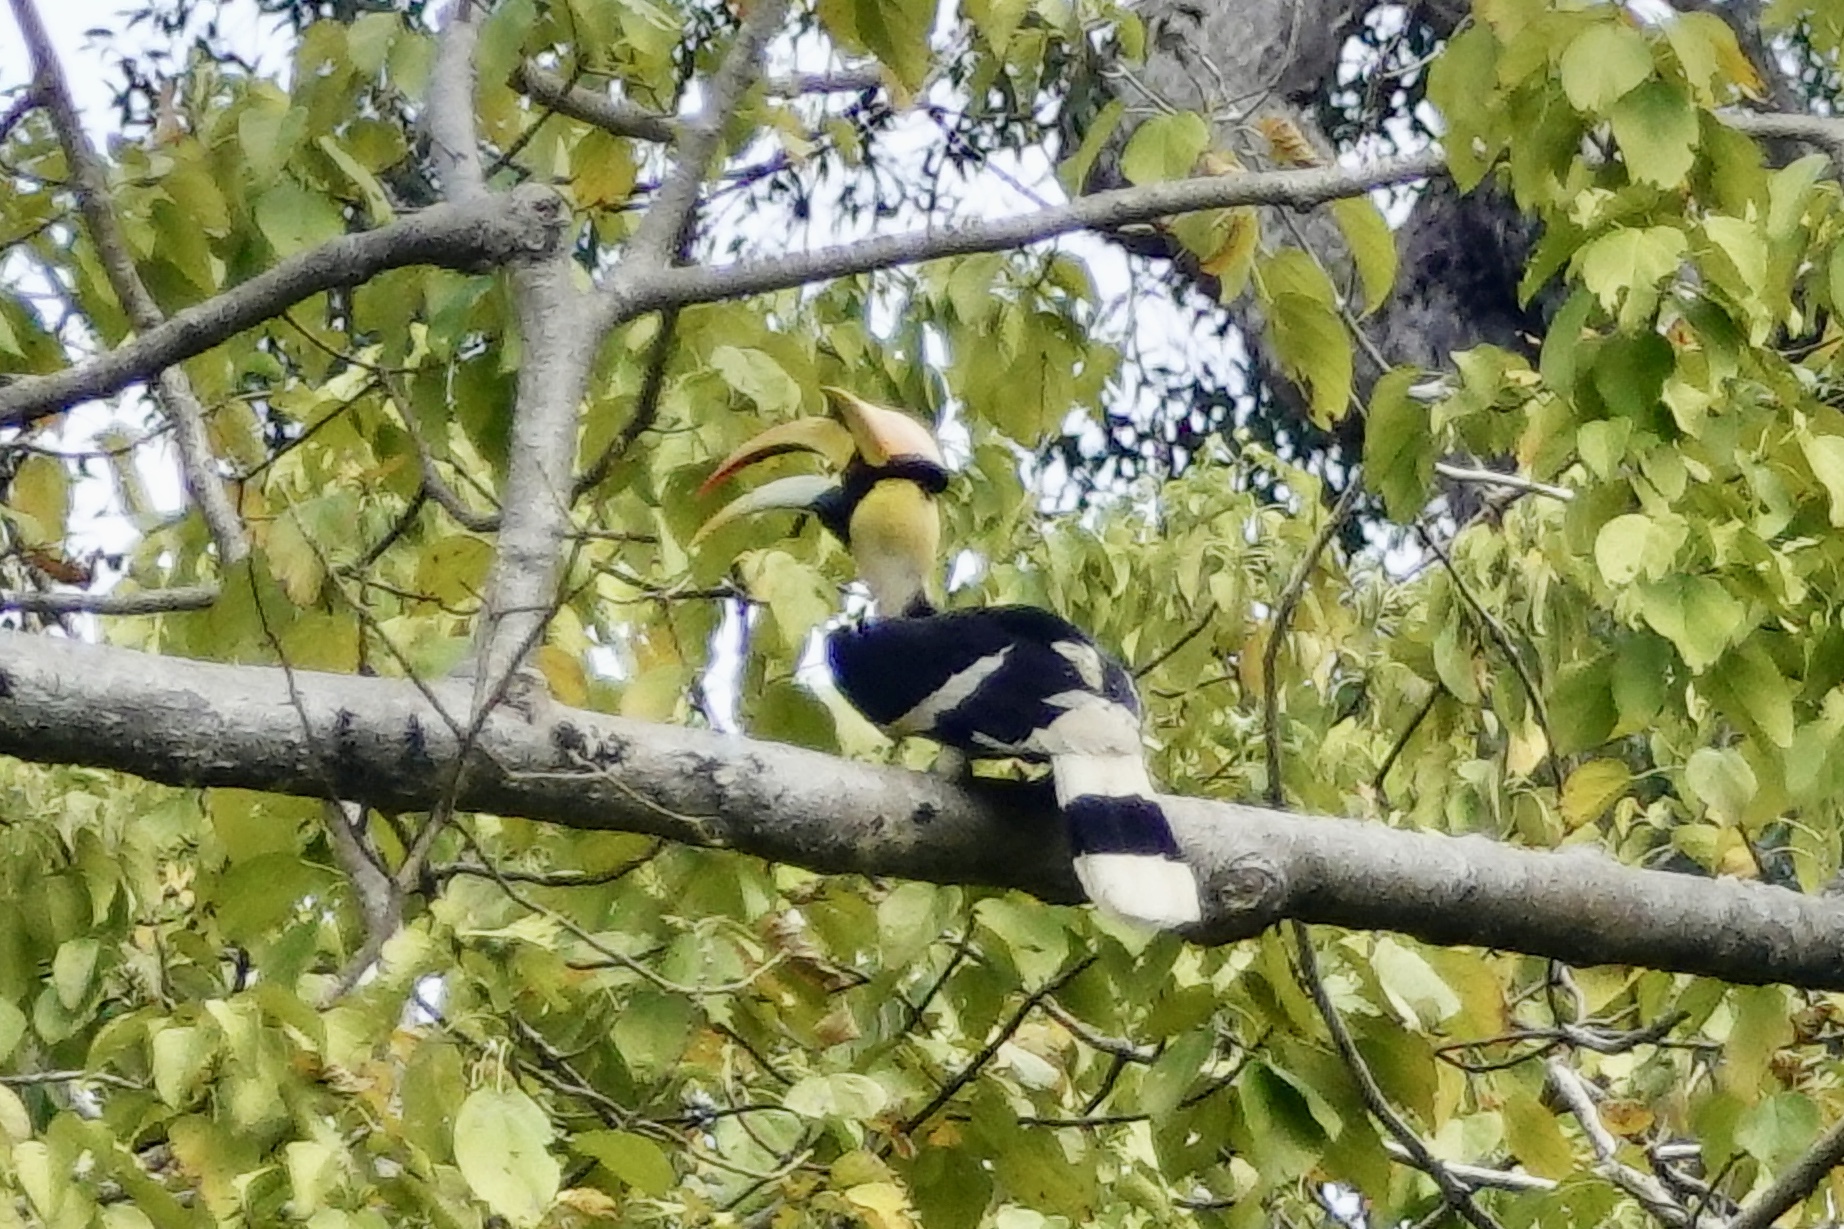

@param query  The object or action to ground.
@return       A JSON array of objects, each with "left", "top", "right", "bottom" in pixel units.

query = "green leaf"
[
  {"left": 1141, "top": 1027, "right": 1214, "bottom": 1117},
  {"left": 1610, "top": 634, "right": 1673, "bottom": 732},
  {"left": 1371, "top": 937, "right": 1461, "bottom": 1028},
  {"left": 740, "top": 549, "right": 835, "bottom": 654},
  {"left": 151, "top": 1025, "right": 214, "bottom": 1108},
  {"left": 1560, "top": 759, "right": 1632, "bottom": 829},
  {"left": 1594, "top": 512, "right": 1685, "bottom": 586},
  {"left": 1330, "top": 197, "right": 1397, "bottom": 314},
  {"left": 817, "top": 0, "right": 931, "bottom": 90},
  {"left": 1635, "top": 575, "right": 1745, "bottom": 671},
  {"left": 577, "top": 1130, "right": 676, "bottom": 1196},
  {"left": 1432, "top": 620, "right": 1479, "bottom": 704},
  {"left": 1550, "top": 660, "right": 1618, "bottom": 755},
  {"left": 253, "top": 180, "right": 347, "bottom": 257},
  {"left": 314, "top": 134, "right": 395, "bottom": 223},
  {"left": 237, "top": 97, "right": 306, "bottom": 186},
  {"left": 610, "top": 991, "right": 696, "bottom": 1081},
  {"left": 1058, "top": 98, "right": 1124, "bottom": 195},
  {"left": 977, "top": 897, "right": 1069, "bottom": 985},
  {"left": 712, "top": 345, "right": 802, "bottom": 415},
  {"left": 572, "top": 128, "right": 638, "bottom": 208},
  {"left": 51, "top": 937, "right": 98, "bottom": 1010},
  {"left": 1709, "top": 643, "right": 1795, "bottom": 749},
  {"left": 1736, "top": 1093, "right": 1822, "bottom": 1166},
  {"left": 454, "top": 1088, "right": 561, "bottom": 1228},
  {"left": 1264, "top": 280, "right": 1354, "bottom": 426},
  {"left": 0, "top": 999, "right": 24, "bottom": 1064},
  {"left": 783, "top": 1072, "right": 889, "bottom": 1121},
  {"left": 1685, "top": 746, "right": 1757, "bottom": 823},
  {"left": 1559, "top": 22, "right": 1655, "bottom": 113},
  {"left": 1364, "top": 369, "right": 1434, "bottom": 521},
  {"left": 9, "top": 454, "right": 68, "bottom": 546},
  {"left": 1803, "top": 434, "right": 1844, "bottom": 527},
  {"left": 1119, "top": 112, "right": 1210, "bottom": 185},
  {"left": 1574, "top": 226, "right": 1686, "bottom": 331},
  {"left": 1610, "top": 80, "right": 1699, "bottom": 188}
]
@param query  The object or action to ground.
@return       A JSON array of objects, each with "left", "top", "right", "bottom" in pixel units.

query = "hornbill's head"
[{"left": 695, "top": 388, "right": 948, "bottom": 615}]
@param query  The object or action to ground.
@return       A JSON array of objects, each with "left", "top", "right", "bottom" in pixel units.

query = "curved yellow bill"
[
  {"left": 698, "top": 417, "right": 856, "bottom": 497},
  {"left": 690, "top": 474, "right": 836, "bottom": 548},
  {"left": 822, "top": 386, "right": 943, "bottom": 467}
]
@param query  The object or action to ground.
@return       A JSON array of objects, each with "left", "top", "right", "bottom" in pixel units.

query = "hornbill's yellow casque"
[{"left": 695, "top": 389, "right": 1203, "bottom": 931}]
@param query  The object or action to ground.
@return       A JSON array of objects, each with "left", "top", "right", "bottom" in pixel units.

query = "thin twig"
[
  {"left": 1263, "top": 479, "right": 1364, "bottom": 807},
  {"left": 573, "top": 305, "right": 679, "bottom": 499},
  {"left": 1372, "top": 686, "right": 1440, "bottom": 802},
  {"left": 1415, "top": 524, "right": 1563, "bottom": 789},
  {"left": 0, "top": 582, "right": 220, "bottom": 614},
  {"left": 10, "top": 0, "right": 248, "bottom": 565},
  {"left": 1433, "top": 462, "right": 1573, "bottom": 503},
  {"left": 897, "top": 956, "right": 1097, "bottom": 1140},
  {"left": 1292, "top": 922, "right": 1505, "bottom": 1229}
]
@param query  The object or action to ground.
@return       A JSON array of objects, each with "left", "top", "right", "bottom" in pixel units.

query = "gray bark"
[{"left": 5, "top": 630, "right": 1844, "bottom": 989}]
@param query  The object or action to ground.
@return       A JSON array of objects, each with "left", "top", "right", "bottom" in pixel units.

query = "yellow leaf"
[
  {"left": 1601, "top": 1100, "right": 1656, "bottom": 1138},
  {"left": 1505, "top": 715, "right": 1549, "bottom": 778},
  {"left": 1201, "top": 207, "right": 1259, "bottom": 301},
  {"left": 535, "top": 645, "right": 588, "bottom": 707},
  {"left": 10, "top": 454, "right": 68, "bottom": 546},
  {"left": 844, "top": 1181, "right": 916, "bottom": 1229},
  {"left": 1256, "top": 115, "right": 1321, "bottom": 167},
  {"left": 1560, "top": 759, "right": 1631, "bottom": 829}
]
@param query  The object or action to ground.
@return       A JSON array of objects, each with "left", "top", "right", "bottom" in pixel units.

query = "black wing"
[{"left": 825, "top": 605, "right": 1139, "bottom": 754}]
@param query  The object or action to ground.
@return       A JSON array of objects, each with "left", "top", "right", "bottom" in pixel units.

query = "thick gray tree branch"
[
  {"left": 0, "top": 187, "right": 567, "bottom": 427},
  {"left": 428, "top": 0, "right": 488, "bottom": 200},
  {"left": 11, "top": 0, "right": 246, "bottom": 563},
  {"left": 601, "top": 152, "right": 1445, "bottom": 327},
  {"left": 6, "top": 630, "right": 1844, "bottom": 990}
]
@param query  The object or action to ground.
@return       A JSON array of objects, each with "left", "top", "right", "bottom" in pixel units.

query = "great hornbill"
[{"left": 695, "top": 389, "right": 1202, "bottom": 930}]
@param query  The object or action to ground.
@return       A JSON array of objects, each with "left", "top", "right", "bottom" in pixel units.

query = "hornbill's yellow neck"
[
  {"left": 847, "top": 474, "right": 939, "bottom": 616},
  {"left": 694, "top": 388, "right": 947, "bottom": 616}
]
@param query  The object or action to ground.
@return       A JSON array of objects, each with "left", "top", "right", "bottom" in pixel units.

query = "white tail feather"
[
  {"left": 1074, "top": 852, "right": 1203, "bottom": 929},
  {"left": 1050, "top": 752, "right": 1153, "bottom": 806}
]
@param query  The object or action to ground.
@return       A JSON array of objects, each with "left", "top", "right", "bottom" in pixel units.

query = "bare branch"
[
  {"left": 10, "top": 0, "right": 247, "bottom": 562},
  {"left": 0, "top": 187, "right": 567, "bottom": 427},
  {"left": 625, "top": 0, "right": 791, "bottom": 271},
  {"left": 320, "top": 799, "right": 403, "bottom": 999},
  {"left": 898, "top": 956, "right": 1097, "bottom": 1139},
  {"left": 1544, "top": 1057, "right": 1708, "bottom": 1227},
  {"left": 1379, "top": 1142, "right": 1556, "bottom": 1193},
  {"left": 514, "top": 63, "right": 677, "bottom": 143},
  {"left": 1433, "top": 462, "right": 1574, "bottom": 503},
  {"left": 511, "top": 60, "right": 885, "bottom": 147},
  {"left": 10, "top": 631, "right": 1844, "bottom": 989},
  {"left": 602, "top": 151, "right": 1445, "bottom": 325},
  {"left": 1722, "top": 109, "right": 1844, "bottom": 166},
  {"left": 428, "top": 0, "right": 488, "bottom": 199},
  {"left": 769, "top": 66, "right": 883, "bottom": 96},
  {"left": 0, "top": 582, "right": 220, "bottom": 615}
]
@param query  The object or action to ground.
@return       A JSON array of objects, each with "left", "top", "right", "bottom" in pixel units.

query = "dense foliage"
[{"left": 6, "top": 1, "right": 1844, "bottom": 1227}]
